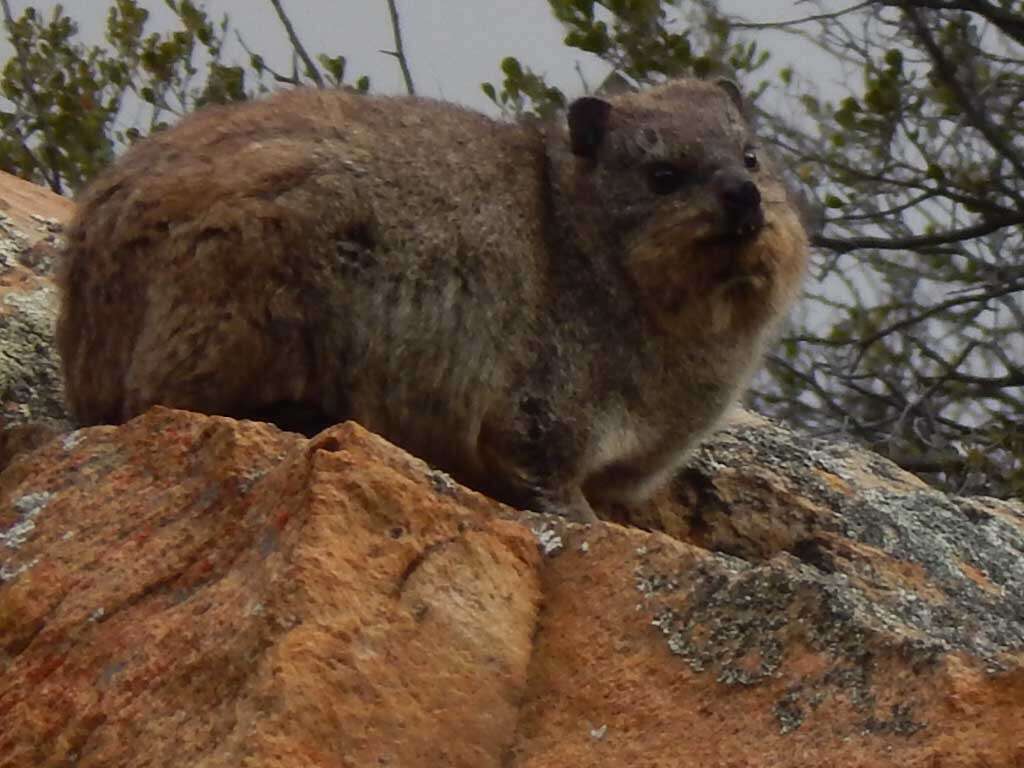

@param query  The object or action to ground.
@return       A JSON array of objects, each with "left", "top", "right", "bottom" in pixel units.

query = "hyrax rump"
[{"left": 58, "top": 79, "right": 807, "bottom": 522}]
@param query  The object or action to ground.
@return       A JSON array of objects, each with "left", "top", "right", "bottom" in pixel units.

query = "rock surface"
[
  {"left": 2, "top": 408, "right": 1022, "bottom": 768},
  {"left": 0, "top": 171, "right": 73, "bottom": 470},
  {"left": 1, "top": 411, "right": 543, "bottom": 767}
]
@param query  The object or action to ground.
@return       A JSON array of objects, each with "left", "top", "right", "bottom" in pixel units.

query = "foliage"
[
  {"left": 0, "top": 0, "right": 367, "bottom": 194},
  {"left": 483, "top": 1, "right": 768, "bottom": 112},
  {"left": 739, "top": 1, "right": 1024, "bottom": 497}
]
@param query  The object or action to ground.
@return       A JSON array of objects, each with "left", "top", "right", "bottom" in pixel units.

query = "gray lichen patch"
[
  {"left": 0, "top": 283, "right": 67, "bottom": 424},
  {"left": 427, "top": 468, "right": 460, "bottom": 497},
  {"left": 0, "top": 554, "right": 38, "bottom": 582},
  {"left": 647, "top": 557, "right": 834, "bottom": 684},
  {"left": 838, "top": 488, "right": 1024, "bottom": 659},
  {"left": 1, "top": 490, "right": 54, "bottom": 554},
  {"left": 698, "top": 415, "right": 864, "bottom": 491},
  {"left": 638, "top": 550, "right": 935, "bottom": 734},
  {"left": 532, "top": 522, "right": 565, "bottom": 557},
  {"left": 0, "top": 211, "right": 64, "bottom": 276},
  {"left": 0, "top": 213, "right": 31, "bottom": 271},
  {"left": 675, "top": 414, "right": 1024, "bottom": 660},
  {"left": 642, "top": 413, "right": 1024, "bottom": 736}
]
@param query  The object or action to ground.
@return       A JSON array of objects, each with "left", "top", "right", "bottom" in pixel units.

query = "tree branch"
[
  {"left": 235, "top": 30, "right": 300, "bottom": 85},
  {"left": 384, "top": 0, "right": 415, "bottom": 96},
  {"left": 730, "top": 1, "right": 873, "bottom": 30},
  {"left": 904, "top": 7, "right": 1024, "bottom": 182},
  {"left": 267, "top": 0, "right": 324, "bottom": 88},
  {"left": 811, "top": 215, "right": 1022, "bottom": 254},
  {"left": 853, "top": 278, "right": 1024, "bottom": 368},
  {"left": 887, "top": 0, "right": 1024, "bottom": 48}
]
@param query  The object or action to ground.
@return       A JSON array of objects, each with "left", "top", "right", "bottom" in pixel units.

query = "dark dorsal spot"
[
  {"left": 335, "top": 221, "right": 377, "bottom": 271},
  {"left": 345, "top": 220, "right": 375, "bottom": 251}
]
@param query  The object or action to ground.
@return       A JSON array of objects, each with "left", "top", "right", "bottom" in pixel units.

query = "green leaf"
[
  {"left": 501, "top": 56, "right": 523, "bottom": 78},
  {"left": 318, "top": 53, "right": 346, "bottom": 84}
]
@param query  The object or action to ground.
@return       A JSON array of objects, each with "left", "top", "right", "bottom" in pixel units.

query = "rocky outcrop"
[
  {"left": 2, "top": 173, "right": 1022, "bottom": 768},
  {"left": 0, "top": 172, "right": 73, "bottom": 470},
  {"left": 1, "top": 408, "right": 1022, "bottom": 768}
]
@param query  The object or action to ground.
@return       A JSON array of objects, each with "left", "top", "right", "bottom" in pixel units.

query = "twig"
[
  {"left": 852, "top": 278, "right": 1024, "bottom": 369},
  {"left": 730, "top": 1, "right": 873, "bottom": 30},
  {"left": 905, "top": 8, "right": 1024, "bottom": 182},
  {"left": 383, "top": 0, "right": 415, "bottom": 95},
  {"left": 882, "top": 450, "right": 966, "bottom": 474},
  {"left": 896, "top": 339, "right": 978, "bottom": 432},
  {"left": 267, "top": 0, "right": 324, "bottom": 88},
  {"left": 235, "top": 30, "right": 299, "bottom": 85},
  {"left": 886, "top": 0, "right": 1024, "bottom": 48},
  {"left": 812, "top": 215, "right": 1023, "bottom": 254}
]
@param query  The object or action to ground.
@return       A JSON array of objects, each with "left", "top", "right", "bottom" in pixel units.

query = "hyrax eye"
[
  {"left": 743, "top": 147, "right": 759, "bottom": 170},
  {"left": 647, "top": 162, "right": 685, "bottom": 195}
]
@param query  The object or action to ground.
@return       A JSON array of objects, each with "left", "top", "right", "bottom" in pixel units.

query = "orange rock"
[
  {"left": 1, "top": 410, "right": 1022, "bottom": 768},
  {"left": 0, "top": 171, "right": 73, "bottom": 245},
  {"left": 1, "top": 410, "right": 542, "bottom": 767}
]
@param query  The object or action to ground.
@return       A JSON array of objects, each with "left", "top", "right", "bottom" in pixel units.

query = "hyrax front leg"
[
  {"left": 531, "top": 485, "right": 600, "bottom": 524},
  {"left": 478, "top": 396, "right": 599, "bottom": 523}
]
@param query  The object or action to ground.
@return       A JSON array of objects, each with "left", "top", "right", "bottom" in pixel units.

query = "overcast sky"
[{"left": 2, "top": 0, "right": 842, "bottom": 112}]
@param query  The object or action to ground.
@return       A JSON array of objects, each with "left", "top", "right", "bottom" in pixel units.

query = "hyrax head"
[{"left": 562, "top": 78, "right": 807, "bottom": 336}]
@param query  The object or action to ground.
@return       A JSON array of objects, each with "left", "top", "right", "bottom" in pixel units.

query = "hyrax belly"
[{"left": 58, "top": 81, "right": 807, "bottom": 522}]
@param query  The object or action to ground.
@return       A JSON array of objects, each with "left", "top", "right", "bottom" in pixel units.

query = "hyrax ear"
[
  {"left": 568, "top": 96, "right": 612, "bottom": 159},
  {"left": 715, "top": 78, "right": 744, "bottom": 112}
]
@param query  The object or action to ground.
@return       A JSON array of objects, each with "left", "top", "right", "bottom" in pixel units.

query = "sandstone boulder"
[{"left": 1, "top": 408, "right": 1022, "bottom": 768}]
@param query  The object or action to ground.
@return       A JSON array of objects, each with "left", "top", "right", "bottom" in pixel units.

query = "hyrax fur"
[{"left": 58, "top": 79, "right": 807, "bottom": 522}]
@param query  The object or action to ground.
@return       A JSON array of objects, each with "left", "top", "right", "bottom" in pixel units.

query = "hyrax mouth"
[
  {"left": 707, "top": 216, "right": 766, "bottom": 246},
  {"left": 730, "top": 209, "right": 766, "bottom": 239}
]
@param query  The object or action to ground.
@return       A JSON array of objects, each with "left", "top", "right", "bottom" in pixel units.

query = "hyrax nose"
[{"left": 712, "top": 168, "right": 764, "bottom": 237}]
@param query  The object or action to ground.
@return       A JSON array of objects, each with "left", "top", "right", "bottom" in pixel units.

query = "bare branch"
[
  {"left": 904, "top": 7, "right": 1024, "bottom": 181},
  {"left": 896, "top": 339, "right": 978, "bottom": 432},
  {"left": 267, "top": 0, "right": 324, "bottom": 88},
  {"left": 730, "top": 1, "right": 874, "bottom": 30},
  {"left": 812, "top": 216, "right": 1023, "bottom": 254},
  {"left": 384, "top": 0, "right": 415, "bottom": 96},
  {"left": 235, "top": 30, "right": 300, "bottom": 85},
  {"left": 884, "top": 450, "right": 967, "bottom": 474},
  {"left": 886, "top": 0, "right": 1024, "bottom": 47},
  {"left": 853, "top": 278, "right": 1024, "bottom": 367}
]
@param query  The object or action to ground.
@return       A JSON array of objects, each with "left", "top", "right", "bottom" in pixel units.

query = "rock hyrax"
[{"left": 58, "top": 79, "right": 808, "bottom": 522}]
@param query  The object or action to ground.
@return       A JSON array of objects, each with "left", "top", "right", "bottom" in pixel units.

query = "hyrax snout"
[
  {"left": 58, "top": 78, "right": 808, "bottom": 522},
  {"left": 712, "top": 168, "right": 764, "bottom": 235}
]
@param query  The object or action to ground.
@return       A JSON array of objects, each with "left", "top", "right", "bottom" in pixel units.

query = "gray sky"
[{"left": 3, "top": 0, "right": 840, "bottom": 112}]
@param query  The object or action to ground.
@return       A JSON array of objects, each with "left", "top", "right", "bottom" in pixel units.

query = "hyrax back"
[{"left": 59, "top": 80, "right": 807, "bottom": 521}]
